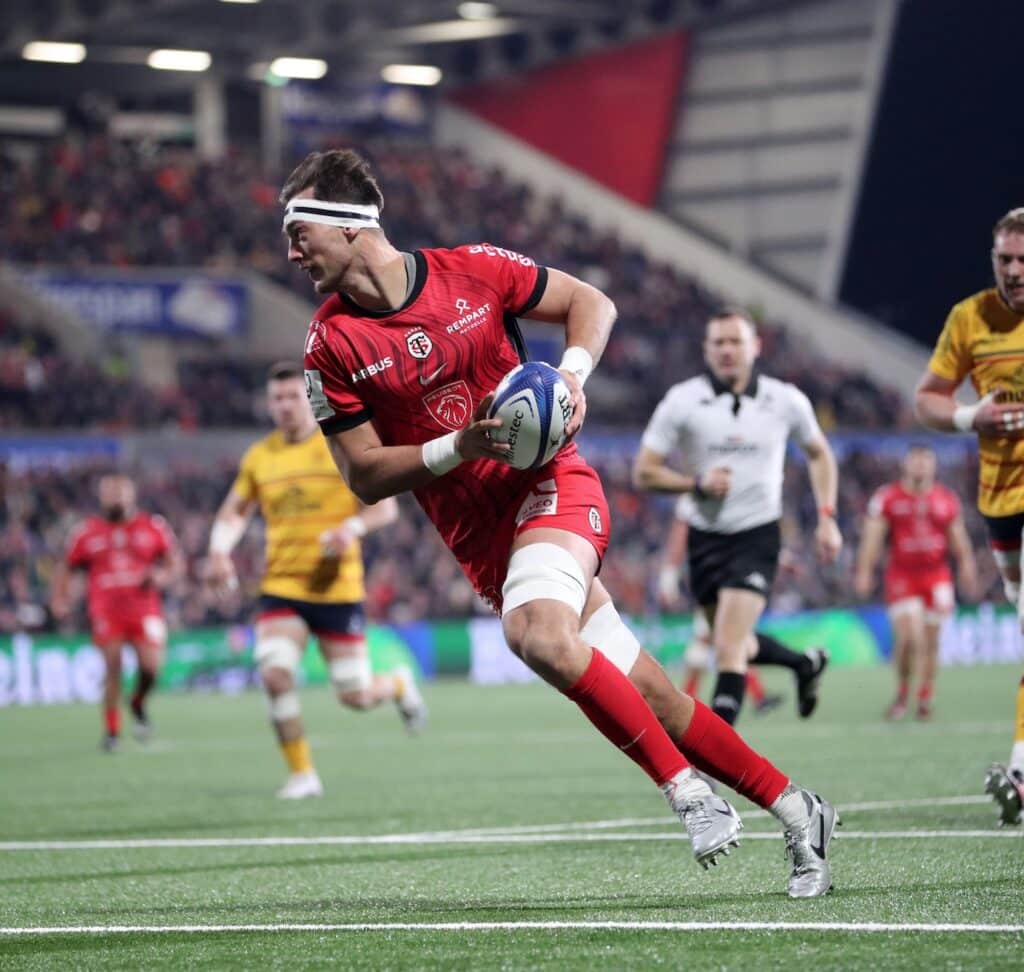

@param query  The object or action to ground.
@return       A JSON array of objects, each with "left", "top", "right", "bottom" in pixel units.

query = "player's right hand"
[
  {"left": 456, "top": 392, "right": 514, "bottom": 463},
  {"left": 696, "top": 466, "right": 731, "bottom": 498},
  {"left": 657, "top": 565, "right": 683, "bottom": 609},
  {"left": 49, "top": 597, "right": 70, "bottom": 621},
  {"left": 972, "top": 390, "right": 1024, "bottom": 437},
  {"left": 207, "top": 551, "right": 239, "bottom": 597}
]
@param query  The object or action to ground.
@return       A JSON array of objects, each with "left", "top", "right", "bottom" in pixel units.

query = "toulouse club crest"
[
  {"left": 406, "top": 329, "right": 433, "bottom": 359},
  {"left": 423, "top": 380, "right": 471, "bottom": 431}
]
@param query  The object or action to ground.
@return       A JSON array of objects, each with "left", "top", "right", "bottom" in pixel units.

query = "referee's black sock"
[
  {"left": 751, "top": 633, "right": 812, "bottom": 675},
  {"left": 711, "top": 671, "right": 746, "bottom": 726}
]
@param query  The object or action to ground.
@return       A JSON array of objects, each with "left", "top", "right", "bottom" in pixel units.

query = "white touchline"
[
  {"left": 1, "top": 921, "right": 1023, "bottom": 936},
  {"left": 0, "top": 794, "right": 1010, "bottom": 853}
]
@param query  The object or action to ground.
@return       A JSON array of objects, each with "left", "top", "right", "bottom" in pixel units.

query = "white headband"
[{"left": 282, "top": 198, "right": 380, "bottom": 230}]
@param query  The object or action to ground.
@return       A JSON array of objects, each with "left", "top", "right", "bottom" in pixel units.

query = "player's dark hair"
[
  {"left": 708, "top": 305, "right": 758, "bottom": 334},
  {"left": 994, "top": 208, "right": 1024, "bottom": 238},
  {"left": 267, "top": 361, "right": 302, "bottom": 383},
  {"left": 907, "top": 442, "right": 936, "bottom": 456},
  {"left": 279, "top": 149, "right": 384, "bottom": 213}
]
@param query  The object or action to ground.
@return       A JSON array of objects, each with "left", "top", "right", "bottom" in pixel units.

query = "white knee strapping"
[
  {"left": 268, "top": 690, "right": 301, "bottom": 721},
  {"left": 1004, "top": 578, "right": 1021, "bottom": 604},
  {"left": 254, "top": 636, "right": 301, "bottom": 674},
  {"left": 579, "top": 602, "right": 642, "bottom": 675},
  {"left": 329, "top": 655, "right": 372, "bottom": 694},
  {"left": 502, "top": 543, "right": 588, "bottom": 616}
]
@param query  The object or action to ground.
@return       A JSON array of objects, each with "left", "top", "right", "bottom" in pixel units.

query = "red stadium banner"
[{"left": 451, "top": 31, "right": 688, "bottom": 206}]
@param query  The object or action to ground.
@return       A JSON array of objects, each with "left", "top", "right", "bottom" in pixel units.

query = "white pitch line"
[
  {"left": 0, "top": 794, "right": 995, "bottom": 848},
  {"left": 0, "top": 794, "right": 1006, "bottom": 853},
  {"left": 1, "top": 921, "right": 1023, "bottom": 936},
  {"left": 1, "top": 828, "right": 1019, "bottom": 852}
]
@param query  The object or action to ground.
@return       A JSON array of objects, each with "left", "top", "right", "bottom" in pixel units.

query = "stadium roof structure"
[{"left": 0, "top": 0, "right": 811, "bottom": 102}]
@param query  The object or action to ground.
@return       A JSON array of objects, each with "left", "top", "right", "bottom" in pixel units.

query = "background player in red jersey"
[
  {"left": 50, "top": 474, "right": 182, "bottom": 750},
  {"left": 282, "top": 148, "right": 839, "bottom": 897},
  {"left": 854, "top": 445, "right": 978, "bottom": 720}
]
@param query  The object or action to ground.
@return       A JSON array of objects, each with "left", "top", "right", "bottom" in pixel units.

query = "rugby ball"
[{"left": 488, "top": 362, "right": 572, "bottom": 470}]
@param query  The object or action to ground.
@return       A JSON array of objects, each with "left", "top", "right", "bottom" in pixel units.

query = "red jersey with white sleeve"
[
  {"left": 303, "top": 244, "right": 609, "bottom": 612},
  {"left": 66, "top": 513, "right": 175, "bottom": 622}
]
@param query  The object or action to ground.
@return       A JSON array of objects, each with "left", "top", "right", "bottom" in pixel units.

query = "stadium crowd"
[{"left": 0, "top": 134, "right": 908, "bottom": 430}]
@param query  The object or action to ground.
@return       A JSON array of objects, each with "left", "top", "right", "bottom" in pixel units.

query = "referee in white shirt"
[{"left": 633, "top": 307, "right": 842, "bottom": 725}]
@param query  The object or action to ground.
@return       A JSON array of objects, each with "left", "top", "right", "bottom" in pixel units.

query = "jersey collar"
[
  {"left": 705, "top": 367, "right": 761, "bottom": 399},
  {"left": 339, "top": 250, "right": 428, "bottom": 319}
]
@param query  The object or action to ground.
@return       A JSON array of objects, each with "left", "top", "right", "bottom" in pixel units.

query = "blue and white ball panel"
[{"left": 488, "top": 362, "right": 572, "bottom": 470}]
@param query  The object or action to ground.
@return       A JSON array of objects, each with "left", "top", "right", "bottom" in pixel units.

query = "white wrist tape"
[
  {"left": 658, "top": 565, "right": 682, "bottom": 602},
  {"left": 558, "top": 346, "right": 594, "bottom": 386},
  {"left": 210, "top": 519, "right": 244, "bottom": 555},
  {"left": 345, "top": 515, "right": 367, "bottom": 538},
  {"left": 422, "top": 432, "right": 463, "bottom": 476},
  {"left": 952, "top": 403, "right": 980, "bottom": 432}
]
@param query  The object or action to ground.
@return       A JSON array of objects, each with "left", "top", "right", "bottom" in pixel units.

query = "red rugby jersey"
[
  {"left": 303, "top": 244, "right": 580, "bottom": 567},
  {"left": 867, "top": 482, "right": 959, "bottom": 574},
  {"left": 65, "top": 513, "right": 175, "bottom": 618}
]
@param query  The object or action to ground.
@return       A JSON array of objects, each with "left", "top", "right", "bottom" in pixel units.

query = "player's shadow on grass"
[{"left": 6, "top": 846, "right": 761, "bottom": 913}]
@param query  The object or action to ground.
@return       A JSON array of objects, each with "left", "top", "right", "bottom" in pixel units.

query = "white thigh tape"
[
  {"left": 329, "top": 655, "right": 372, "bottom": 693},
  {"left": 502, "top": 543, "right": 588, "bottom": 616},
  {"left": 254, "top": 636, "right": 301, "bottom": 674}
]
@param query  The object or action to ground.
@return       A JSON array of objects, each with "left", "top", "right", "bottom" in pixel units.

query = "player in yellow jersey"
[
  {"left": 207, "top": 361, "right": 426, "bottom": 800},
  {"left": 915, "top": 207, "right": 1024, "bottom": 825}
]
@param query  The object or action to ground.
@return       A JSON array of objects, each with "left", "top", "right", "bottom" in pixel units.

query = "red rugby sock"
[
  {"left": 104, "top": 706, "right": 120, "bottom": 736},
  {"left": 678, "top": 699, "right": 788, "bottom": 808},
  {"left": 563, "top": 649, "right": 689, "bottom": 786}
]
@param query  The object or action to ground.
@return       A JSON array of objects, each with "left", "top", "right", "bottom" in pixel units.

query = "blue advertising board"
[{"left": 19, "top": 271, "right": 248, "bottom": 338}]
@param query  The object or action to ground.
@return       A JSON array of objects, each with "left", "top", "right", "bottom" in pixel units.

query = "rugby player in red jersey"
[
  {"left": 51, "top": 474, "right": 182, "bottom": 750},
  {"left": 855, "top": 445, "right": 978, "bottom": 720},
  {"left": 282, "top": 148, "right": 839, "bottom": 896}
]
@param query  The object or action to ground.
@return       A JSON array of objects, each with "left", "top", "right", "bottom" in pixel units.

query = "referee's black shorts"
[{"left": 687, "top": 519, "right": 781, "bottom": 607}]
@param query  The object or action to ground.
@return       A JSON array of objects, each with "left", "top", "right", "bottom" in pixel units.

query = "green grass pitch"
[{"left": 2, "top": 663, "right": 1023, "bottom": 970}]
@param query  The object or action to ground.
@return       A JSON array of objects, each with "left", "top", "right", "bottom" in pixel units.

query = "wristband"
[
  {"left": 422, "top": 432, "right": 463, "bottom": 476},
  {"left": 658, "top": 565, "right": 682, "bottom": 601},
  {"left": 692, "top": 474, "right": 708, "bottom": 499},
  {"left": 818, "top": 504, "right": 836, "bottom": 519},
  {"left": 345, "top": 515, "right": 367, "bottom": 538},
  {"left": 209, "top": 520, "right": 243, "bottom": 555},
  {"left": 952, "top": 403, "right": 979, "bottom": 432},
  {"left": 558, "top": 346, "right": 594, "bottom": 386}
]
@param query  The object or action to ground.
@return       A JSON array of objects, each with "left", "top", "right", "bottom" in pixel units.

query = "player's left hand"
[
  {"left": 320, "top": 524, "right": 360, "bottom": 557},
  {"left": 558, "top": 369, "right": 586, "bottom": 440},
  {"left": 815, "top": 515, "right": 842, "bottom": 564},
  {"left": 958, "top": 562, "right": 981, "bottom": 602}
]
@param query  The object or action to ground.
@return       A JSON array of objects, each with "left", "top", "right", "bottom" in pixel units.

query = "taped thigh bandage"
[
  {"left": 579, "top": 602, "right": 642, "bottom": 676},
  {"left": 502, "top": 543, "right": 588, "bottom": 616},
  {"left": 254, "top": 636, "right": 301, "bottom": 674},
  {"left": 1004, "top": 578, "right": 1021, "bottom": 605},
  {"left": 329, "top": 655, "right": 372, "bottom": 694},
  {"left": 268, "top": 690, "right": 301, "bottom": 721}
]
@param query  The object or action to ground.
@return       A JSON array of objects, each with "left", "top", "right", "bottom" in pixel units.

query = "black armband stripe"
[
  {"left": 517, "top": 266, "right": 548, "bottom": 314},
  {"left": 320, "top": 408, "right": 373, "bottom": 435}
]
